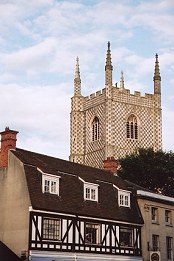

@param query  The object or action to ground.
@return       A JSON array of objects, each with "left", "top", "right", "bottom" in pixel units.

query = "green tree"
[{"left": 118, "top": 148, "right": 174, "bottom": 197}]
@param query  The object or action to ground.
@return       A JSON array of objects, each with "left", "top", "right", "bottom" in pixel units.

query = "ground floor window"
[
  {"left": 152, "top": 234, "right": 159, "bottom": 251},
  {"left": 85, "top": 223, "right": 100, "bottom": 244},
  {"left": 166, "top": 236, "right": 173, "bottom": 260},
  {"left": 42, "top": 218, "right": 60, "bottom": 240},
  {"left": 120, "top": 227, "right": 133, "bottom": 247}
]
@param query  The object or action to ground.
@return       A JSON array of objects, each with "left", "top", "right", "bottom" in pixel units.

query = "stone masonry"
[{"left": 70, "top": 43, "right": 162, "bottom": 169}]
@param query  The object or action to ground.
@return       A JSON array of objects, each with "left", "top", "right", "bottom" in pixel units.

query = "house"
[
  {"left": 137, "top": 189, "right": 174, "bottom": 261},
  {"left": 0, "top": 127, "right": 144, "bottom": 260},
  {"left": 121, "top": 179, "right": 174, "bottom": 261}
]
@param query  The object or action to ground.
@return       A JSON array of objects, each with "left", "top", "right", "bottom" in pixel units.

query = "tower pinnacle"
[
  {"left": 153, "top": 53, "right": 161, "bottom": 94},
  {"left": 105, "top": 41, "right": 113, "bottom": 86},
  {"left": 154, "top": 54, "right": 161, "bottom": 81},
  {"left": 120, "top": 70, "right": 125, "bottom": 90},
  {"left": 74, "top": 57, "right": 81, "bottom": 95}
]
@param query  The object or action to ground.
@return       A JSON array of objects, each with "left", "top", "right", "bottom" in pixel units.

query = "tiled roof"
[
  {"left": 0, "top": 241, "right": 20, "bottom": 261},
  {"left": 12, "top": 148, "right": 143, "bottom": 224},
  {"left": 125, "top": 180, "right": 174, "bottom": 205}
]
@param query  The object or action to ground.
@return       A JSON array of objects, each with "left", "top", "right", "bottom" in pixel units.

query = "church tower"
[{"left": 70, "top": 43, "right": 162, "bottom": 168}]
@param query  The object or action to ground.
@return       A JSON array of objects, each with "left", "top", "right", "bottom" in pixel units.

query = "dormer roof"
[{"left": 11, "top": 148, "right": 143, "bottom": 225}]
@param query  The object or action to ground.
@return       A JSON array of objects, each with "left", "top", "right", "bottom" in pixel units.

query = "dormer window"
[
  {"left": 42, "top": 174, "right": 60, "bottom": 195},
  {"left": 118, "top": 190, "right": 130, "bottom": 207},
  {"left": 84, "top": 182, "right": 99, "bottom": 202}
]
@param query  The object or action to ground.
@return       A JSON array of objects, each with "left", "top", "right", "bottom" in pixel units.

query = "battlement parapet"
[
  {"left": 125, "top": 89, "right": 130, "bottom": 95},
  {"left": 134, "top": 91, "right": 141, "bottom": 96},
  {"left": 84, "top": 86, "right": 155, "bottom": 104},
  {"left": 114, "top": 86, "right": 154, "bottom": 100},
  {"left": 85, "top": 88, "right": 105, "bottom": 101},
  {"left": 145, "top": 93, "right": 154, "bottom": 99}
]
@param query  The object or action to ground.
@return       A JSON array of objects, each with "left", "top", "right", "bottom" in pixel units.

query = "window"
[
  {"left": 126, "top": 115, "right": 138, "bottom": 139},
  {"left": 151, "top": 207, "right": 158, "bottom": 223},
  {"left": 165, "top": 210, "right": 172, "bottom": 225},
  {"left": 166, "top": 237, "right": 173, "bottom": 260},
  {"left": 92, "top": 117, "right": 99, "bottom": 142},
  {"left": 43, "top": 218, "right": 60, "bottom": 241},
  {"left": 85, "top": 223, "right": 100, "bottom": 244},
  {"left": 118, "top": 190, "right": 130, "bottom": 207},
  {"left": 120, "top": 227, "right": 133, "bottom": 247},
  {"left": 152, "top": 234, "right": 159, "bottom": 251},
  {"left": 84, "top": 183, "right": 98, "bottom": 201},
  {"left": 42, "top": 174, "right": 60, "bottom": 195}
]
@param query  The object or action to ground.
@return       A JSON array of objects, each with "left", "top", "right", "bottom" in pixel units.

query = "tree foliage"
[{"left": 118, "top": 148, "right": 174, "bottom": 197}]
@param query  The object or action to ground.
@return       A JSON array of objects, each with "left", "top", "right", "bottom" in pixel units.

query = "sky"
[{"left": 0, "top": 0, "right": 173, "bottom": 160}]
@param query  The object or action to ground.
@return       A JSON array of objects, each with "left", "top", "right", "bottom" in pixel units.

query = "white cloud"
[
  {"left": 1, "top": 38, "right": 57, "bottom": 74},
  {"left": 127, "top": 1, "right": 174, "bottom": 44},
  {"left": 0, "top": 82, "right": 71, "bottom": 158},
  {"left": 0, "top": 0, "right": 173, "bottom": 158}
]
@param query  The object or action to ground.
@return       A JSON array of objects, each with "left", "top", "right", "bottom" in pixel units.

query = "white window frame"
[
  {"left": 118, "top": 189, "right": 130, "bottom": 207},
  {"left": 84, "top": 182, "right": 99, "bottom": 202},
  {"left": 42, "top": 174, "right": 60, "bottom": 195}
]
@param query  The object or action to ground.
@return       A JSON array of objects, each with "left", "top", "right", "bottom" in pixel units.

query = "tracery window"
[
  {"left": 92, "top": 117, "right": 99, "bottom": 142},
  {"left": 126, "top": 115, "right": 138, "bottom": 139}
]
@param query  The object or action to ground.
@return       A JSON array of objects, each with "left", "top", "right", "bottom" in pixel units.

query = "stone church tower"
[{"left": 70, "top": 42, "right": 162, "bottom": 169}]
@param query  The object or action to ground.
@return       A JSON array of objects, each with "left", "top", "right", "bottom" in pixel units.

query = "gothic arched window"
[
  {"left": 92, "top": 117, "right": 99, "bottom": 142},
  {"left": 126, "top": 115, "right": 138, "bottom": 139}
]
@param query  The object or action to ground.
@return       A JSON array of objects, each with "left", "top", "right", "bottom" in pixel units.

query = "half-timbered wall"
[{"left": 29, "top": 211, "right": 142, "bottom": 257}]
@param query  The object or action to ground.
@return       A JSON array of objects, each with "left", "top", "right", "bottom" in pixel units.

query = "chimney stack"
[
  {"left": 0, "top": 127, "right": 18, "bottom": 168},
  {"left": 103, "top": 157, "right": 118, "bottom": 175}
]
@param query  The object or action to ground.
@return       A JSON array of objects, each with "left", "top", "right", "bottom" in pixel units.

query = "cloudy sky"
[{"left": 0, "top": 0, "right": 173, "bottom": 160}]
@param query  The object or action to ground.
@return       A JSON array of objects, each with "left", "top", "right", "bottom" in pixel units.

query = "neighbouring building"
[
  {"left": 104, "top": 161, "right": 174, "bottom": 261},
  {"left": 70, "top": 42, "right": 162, "bottom": 168},
  {"left": 137, "top": 189, "right": 174, "bottom": 261},
  {"left": 0, "top": 128, "right": 144, "bottom": 261}
]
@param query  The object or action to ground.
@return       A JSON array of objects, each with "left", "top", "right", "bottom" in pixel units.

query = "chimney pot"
[{"left": 103, "top": 157, "right": 118, "bottom": 175}]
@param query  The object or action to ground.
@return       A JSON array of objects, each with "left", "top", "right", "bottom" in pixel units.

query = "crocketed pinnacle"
[
  {"left": 153, "top": 53, "right": 161, "bottom": 81},
  {"left": 105, "top": 42, "right": 113, "bottom": 86},
  {"left": 120, "top": 70, "right": 125, "bottom": 90},
  {"left": 74, "top": 57, "right": 81, "bottom": 95},
  {"left": 106, "top": 42, "right": 112, "bottom": 66}
]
